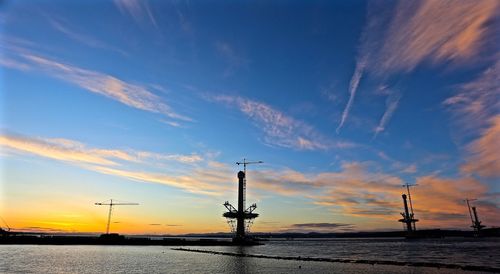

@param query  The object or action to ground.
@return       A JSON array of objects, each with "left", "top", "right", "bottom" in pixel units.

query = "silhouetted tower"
[
  {"left": 465, "top": 198, "right": 485, "bottom": 236},
  {"left": 223, "top": 159, "right": 261, "bottom": 243},
  {"left": 399, "top": 194, "right": 418, "bottom": 234}
]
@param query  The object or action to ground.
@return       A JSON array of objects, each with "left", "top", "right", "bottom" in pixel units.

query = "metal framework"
[
  {"left": 465, "top": 198, "right": 485, "bottom": 236},
  {"left": 402, "top": 183, "right": 418, "bottom": 231},
  {"left": 95, "top": 199, "right": 139, "bottom": 234}
]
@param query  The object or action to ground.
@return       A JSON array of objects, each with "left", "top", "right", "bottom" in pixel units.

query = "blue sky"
[{"left": 1, "top": 0, "right": 499, "bottom": 234}]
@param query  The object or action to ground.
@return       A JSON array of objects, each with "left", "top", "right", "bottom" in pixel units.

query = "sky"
[{"left": 0, "top": 0, "right": 499, "bottom": 235}]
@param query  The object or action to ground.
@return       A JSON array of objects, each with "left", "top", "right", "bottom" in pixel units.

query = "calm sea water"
[
  {"left": 1, "top": 238, "right": 499, "bottom": 273},
  {"left": 195, "top": 237, "right": 500, "bottom": 268}
]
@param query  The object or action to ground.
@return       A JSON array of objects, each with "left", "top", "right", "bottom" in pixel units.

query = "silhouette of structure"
[
  {"left": 223, "top": 159, "right": 262, "bottom": 244},
  {"left": 95, "top": 199, "right": 139, "bottom": 234},
  {"left": 465, "top": 198, "right": 485, "bottom": 236},
  {"left": 403, "top": 183, "right": 418, "bottom": 231},
  {"left": 399, "top": 194, "right": 418, "bottom": 235},
  {"left": 0, "top": 216, "right": 12, "bottom": 237}
]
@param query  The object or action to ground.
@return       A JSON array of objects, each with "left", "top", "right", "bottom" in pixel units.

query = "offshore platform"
[{"left": 223, "top": 159, "right": 262, "bottom": 244}]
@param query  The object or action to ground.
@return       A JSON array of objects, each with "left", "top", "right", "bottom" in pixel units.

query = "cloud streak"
[
  {"left": 214, "top": 41, "right": 250, "bottom": 77},
  {"left": 0, "top": 133, "right": 202, "bottom": 167},
  {"left": 2, "top": 132, "right": 498, "bottom": 228},
  {"left": 338, "top": 0, "right": 498, "bottom": 131},
  {"left": 337, "top": 59, "right": 366, "bottom": 133},
  {"left": 90, "top": 165, "right": 228, "bottom": 196},
  {"left": 114, "top": 0, "right": 157, "bottom": 27},
  {"left": 251, "top": 162, "right": 498, "bottom": 228},
  {"left": 209, "top": 95, "right": 354, "bottom": 150},
  {"left": 48, "top": 17, "right": 127, "bottom": 56},
  {"left": 0, "top": 134, "right": 120, "bottom": 166},
  {"left": 0, "top": 133, "right": 225, "bottom": 195},
  {"left": 444, "top": 60, "right": 499, "bottom": 179},
  {"left": 377, "top": 0, "right": 498, "bottom": 73},
  {"left": 0, "top": 43, "right": 190, "bottom": 121},
  {"left": 285, "top": 222, "right": 356, "bottom": 232},
  {"left": 25, "top": 54, "right": 190, "bottom": 121},
  {"left": 461, "top": 115, "right": 500, "bottom": 178},
  {"left": 373, "top": 93, "right": 401, "bottom": 138},
  {"left": 444, "top": 60, "right": 500, "bottom": 132}
]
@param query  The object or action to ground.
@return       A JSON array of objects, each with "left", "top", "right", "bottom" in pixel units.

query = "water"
[
  {"left": 1, "top": 238, "right": 499, "bottom": 273},
  {"left": 194, "top": 237, "right": 500, "bottom": 269}
]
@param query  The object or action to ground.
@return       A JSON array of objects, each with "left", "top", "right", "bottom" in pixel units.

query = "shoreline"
[{"left": 0, "top": 235, "right": 243, "bottom": 246}]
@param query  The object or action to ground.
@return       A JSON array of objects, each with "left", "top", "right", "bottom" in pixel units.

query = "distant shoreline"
[{"left": 3, "top": 227, "right": 499, "bottom": 239}]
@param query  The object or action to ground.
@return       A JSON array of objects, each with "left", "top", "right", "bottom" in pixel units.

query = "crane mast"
[{"left": 95, "top": 199, "right": 139, "bottom": 234}]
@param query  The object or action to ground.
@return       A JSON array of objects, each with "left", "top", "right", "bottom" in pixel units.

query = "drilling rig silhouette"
[{"left": 223, "top": 159, "right": 262, "bottom": 244}]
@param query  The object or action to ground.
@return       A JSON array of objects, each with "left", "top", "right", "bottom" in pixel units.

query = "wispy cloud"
[
  {"left": 3, "top": 132, "right": 498, "bottom": 228},
  {"left": 338, "top": 0, "right": 498, "bottom": 132},
  {"left": 373, "top": 93, "right": 401, "bottom": 138},
  {"left": 208, "top": 95, "right": 354, "bottom": 150},
  {"left": 25, "top": 54, "right": 189, "bottom": 121},
  {"left": 159, "top": 119, "right": 182, "bottom": 128},
  {"left": 252, "top": 162, "right": 498, "bottom": 228},
  {"left": 48, "top": 17, "right": 127, "bottom": 56},
  {"left": 0, "top": 133, "right": 202, "bottom": 167},
  {"left": 461, "top": 115, "right": 500, "bottom": 178},
  {"left": 0, "top": 44, "right": 190, "bottom": 121},
  {"left": 285, "top": 222, "right": 356, "bottom": 232},
  {"left": 0, "top": 134, "right": 121, "bottom": 166},
  {"left": 90, "top": 165, "right": 228, "bottom": 196},
  {"left": 376, "top": 0, "right": 497, "bottom": 73},
  {"left": 444, "top": 60, "right": 500, "bottom": 132},
  {"left": 336, "top": 59, "right": 366, "bottom": 133},
  {"left": 444, "top": 60, "right": 499, "bottom": 178},
  {"left": 401, "top": 164, "right": 417, "bottom": 174},
  {"left": 214, "top": 41, "right": 250, "bottom": 77},
  {"left": 0, "top": 133, "right": 235, "bottom": 195},
  {"left": 114, "top": 0, "right": 157, "bottom": 27},
  {"left": 0, "top": 57, "right": 30, "bottom": 71},
  {"left": 135, "top": 151, "right": 202, "bottom": 164}
]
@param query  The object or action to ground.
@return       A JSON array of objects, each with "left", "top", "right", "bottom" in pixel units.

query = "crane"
[
  {"left": 465, "top": 198, "right": 477, "bottom": 225},
  {"left": 402, "top": 183, "right": 418, "bottom": 231},
  {"left": 236, "top": 158, "right": 263, "bottom": 174},
  {"left": 1, "top": 216, "right": 11, "bottom": 236},
  {"left": 0, "top": 216, "right": 10, "bottom": 232},
  {"left": 464, "top": 198, "right": 485, "bottom": 236},
  {"left": 236, "top": 159, "right": 263, "bottom": 212},
  {"left": 95, "top": 199, "right": 139, "bottom": 234}
]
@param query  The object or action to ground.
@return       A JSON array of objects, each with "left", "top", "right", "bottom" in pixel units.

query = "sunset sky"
[{"left": 1, "top": 0, "right": 499, "bottom": 235}]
